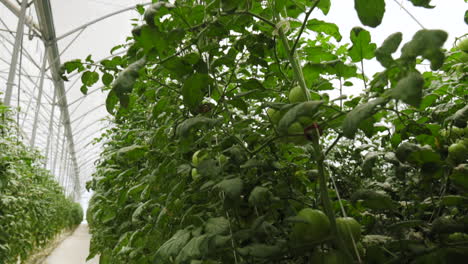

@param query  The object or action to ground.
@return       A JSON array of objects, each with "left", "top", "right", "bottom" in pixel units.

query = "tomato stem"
[
  {"left": 273, "top": 12, "right": 311, "bottom": 102},
  {"left": 316, "top": 147, "right": 354, "bottom": 262}
]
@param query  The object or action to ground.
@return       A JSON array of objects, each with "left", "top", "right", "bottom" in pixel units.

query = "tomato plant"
[
  {"left": 0, "top": 103, "right": 83, "bottom": 264},
  {"left": 63, "top": 0, "right": 468, "bottom": 263}
]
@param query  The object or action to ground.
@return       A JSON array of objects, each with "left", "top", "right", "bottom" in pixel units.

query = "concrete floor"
[{"left": 42, "top": 224, "right": 99, "bottom": 264}]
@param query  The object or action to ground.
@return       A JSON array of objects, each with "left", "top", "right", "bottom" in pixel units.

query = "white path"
[{"left": 42, "top": 224, "right": 99, "bottom": 264}]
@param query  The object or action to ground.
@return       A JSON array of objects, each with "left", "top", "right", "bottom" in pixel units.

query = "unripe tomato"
[
  {"left": 441, "top": 127, "right": 467, "bottom": 140},
  {"left": 286, "top": 122, "right": 308, "bottom": 145},
  {"left": 289, "top": 86, "right": 308, "bottom": 103},
  {"left": 298, "top": 116, "right": 314, "bottom": 126},
  {"left": 191, "top": 168, "right": 200, "bottom": 180},
  {"left": 448, "top": 141, "right": 468, "bottom": 164},
  {"left": 288, "top": 122, "right": 304, "bottom": 135},
  {"left": 448, "top": 232, "right": 468, "bottom": 242},
  {"left": 291, "top": 208, "right": 331, "bottom": 243},
  {"left": 336, "top": 217, "right": 361, "bottom": 245},
  {"left": 267, "top": 108, "right": 282, "bottom": 124},
  {"left": 457, "top": 38, "right": 468, "bottom": 53},
  {"left": 459, "top": 52, "right": 468, "bottom": 63}
]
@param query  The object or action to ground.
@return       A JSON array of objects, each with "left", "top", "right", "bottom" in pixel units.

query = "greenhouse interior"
[{"left": 0, "top": 0, "right": 467, "bottom": 263}]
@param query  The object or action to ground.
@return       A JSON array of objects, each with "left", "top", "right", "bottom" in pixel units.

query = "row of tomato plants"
[{"left": 0, "top": 103, "right": 83, "bottom": 264}]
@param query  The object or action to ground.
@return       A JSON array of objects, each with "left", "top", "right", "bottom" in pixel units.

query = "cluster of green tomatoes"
[
  {"left": 291, "top": 208, "right": 362, "bottom": 263},
  {"left": 267, "top": 86, "right": 318, "bottom": 145}
]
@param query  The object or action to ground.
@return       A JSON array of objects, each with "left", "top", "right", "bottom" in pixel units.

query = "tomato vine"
[{"left": 63, "top": 0, "right": 468, "bottom": 263}]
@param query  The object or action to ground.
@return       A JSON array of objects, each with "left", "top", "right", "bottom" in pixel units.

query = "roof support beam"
[
  {"left": 34, "top": 0, "right": 81, "bottom": 201},
  {"left": 3, "top": 0, "right": 28, "bottom": 106},
  {"left": 0, "top": 0, "right": 42, "bottom": 36}
]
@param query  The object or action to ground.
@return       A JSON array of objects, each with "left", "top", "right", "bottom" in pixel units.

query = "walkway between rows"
[{"left": 42, "top": 224, "right": 99, "bottom": 264}]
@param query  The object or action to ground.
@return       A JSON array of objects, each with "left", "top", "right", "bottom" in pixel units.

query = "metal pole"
[
  {"left": 30, "top": 47, "right": 49, "bottom": 147},
  {"left": 4, "top": 0, "right": 28, "bottom": 106},
  {"left": 64, "top": 153, "right": 71, "bottom": 187},
  {"left": 0, "top": 0, "right": 41, "bottom": 35},
  {"left": 44, "top": 86, "right": 57, "bottom": 166},
  {"left": 52, "top": 117, "right": 63, "bottom": 176},
  {"left": 57, "top": 136, "right": 67, "bottom": 185},
  {"left": 35, "top": 0, "right": 82, "bottom": 200},
  {"left": 55, "top": 2, "right": 152, "bottom": 41},
  {"left": 70, "top": 103, "right": 105, "bottom": 124}
]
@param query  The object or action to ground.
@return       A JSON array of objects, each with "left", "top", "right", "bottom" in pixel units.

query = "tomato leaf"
[
  {"left": 277, "top": 101, "right": 323, "bottom": 135},
  {"left": 445, "top": 104, "right": 468, "bottom": 128},
  {"left": 306, "top": 19, "right": 342, "bottom": 41},
  {"left": 248, "top": 186, "right": 271, "bottom": 207},
  {"left": 157, "top": 229, "right": 191, "bottom": 259},
  {"left": 182, "top": 73, "right": 210, "bottom": 112},
  {"left": 450, "top": 164, "right": 468, "bottom": 191},
  {"left": 215, "top": 178, "right": 243, "bottom": 199},
  {"left": 176, "top": 116, "right": 220, "bottom": 137},
  {"left": 354, "top": 0, "right": 386, "bottom": 27},
  {"left": 375, "top": 32, "right": 403, "bottom": 68},
  {"left": 317, "top": 0, "right": 331, "bottom": 15},
  {"left": 116, "top": 145, "right": 147, "bottom": 161},
  {"left": 348, "top": 27, "right": 377, "bottom": 62},
  {"left": 102, "top": 72, "right": 114, "bottom": 86},
  {"left": 205, "top": 217, "right": 230, "bottom": 235},
  {"left": 237, "top": 243, "right": 283, "bottom": 258},
  {"left": 112, "top": 57, "right": 146, "bottom": 107},
  {"left": 351, "top": 189, "right": 397, "bottom": 210},
  {"left": 395, "top": 142, "right": 440, "bottom": 166},
  {"left": 408, "top": 0, "right": 435, "bottom": 8},
  {"left": 175, "top": 234, "right": 210, "bottom": 262},
  {"left": 401, "top": 29, "right": 448, "bottom": 70},
  {"left": 342, "top": 97, "right": 388, "bottom": 139},
  {"left": 105, "top": 90, "right": 119, "bottom": 114},
  {"left": 391, "top": 72, "right": 425, "bottom": 107}
]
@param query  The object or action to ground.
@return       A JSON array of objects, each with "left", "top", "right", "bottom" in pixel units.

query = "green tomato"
[
  {"left": 448, "top": 141, "right": 468, "bottom": 164},
  {"left": 441, "top": 127, "right": 467, "bottom": 140},
  {"left": 289, "top": 86, "right": 308, "bottom": 103},
  {"left": 448, "top": 232, "right": 468, "bottom": 242},
  {"left": 457, "top": 38, "right": 468, "bottom": 53},
  {"left": 291, "top": 208, "right": 331, "bottom": 243},
  {"left": 336, "top": 217, "right": 362, "bottom": 245},
  {"left": 191, "top": 168, "right": 200, "bottom": 180},
  {"left": 459, "top": 52, "right": 468, "bottom": 63},
  {"left": 286, "top": 122, "right": 308, "bottom": 145},
  {"left": 288, "top": 122, "right": 304, "bottom": 135},
  {"left": 298, "top": 116, "right": 314, "bottom": 126},
  {"left": 267, "top": 108, "right": 282, "bottom": 124}
]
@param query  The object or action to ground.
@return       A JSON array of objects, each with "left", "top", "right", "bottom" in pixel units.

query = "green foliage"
[
  {"left": 375, "top": 32, "right": 403, "bottom": 68},
  {"left": 348, "top": 27, "right": 377, "bottom": 62},
  {"left": 354, "top": 0, "right": 386, "bottom": 27},
  {"left": 401, "top": 29, "right": 448, "bottom": 70},
  {"left": 0, "top": 104, "right": 83, "bottom": 264},
  {"left": 408, "top": 0, "right": 435, "bottom": 8},
  {"left": 67, "top": 1, "right": 468, "bottom": 263},
  {"left": 391, "top": 72, "right": 425, "bottom": 107},
  {"left": 342, "top": 97, "right": 388, "bottom": 139}
]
